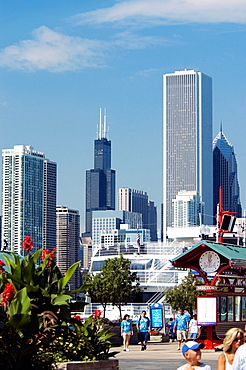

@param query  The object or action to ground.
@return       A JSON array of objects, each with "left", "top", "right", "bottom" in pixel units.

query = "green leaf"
[
  {"left": 8, "top": 314, "right": 31, "bottom": 336},
  {"left": 57, "top": 261, "right": 80, "bottom": 293},
  {"left": 32, "top": 249, "right": 42, "bottom": 264},
  {"left": 8, "top": 288, "right": 31, "bottom": 316},
  {"left": 51, "top": 294, "right": 72, "bottom": 306}
]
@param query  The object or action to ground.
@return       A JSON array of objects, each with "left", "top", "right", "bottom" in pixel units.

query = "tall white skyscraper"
[
  {"left": 163, "top": 70, "right": 213, "bottom": 240},
  {"left": 2, "top": 145, "right": 56, "bottom": 254}
]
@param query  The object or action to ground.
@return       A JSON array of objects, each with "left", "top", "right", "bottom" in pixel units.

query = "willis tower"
[{"left": 85, "top": 109, "right": 116, "bottom": 237}]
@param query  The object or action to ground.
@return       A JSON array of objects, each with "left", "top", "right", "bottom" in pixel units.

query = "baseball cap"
[{"left": 182, "top": 341, "right": 204, "bottom": 356}]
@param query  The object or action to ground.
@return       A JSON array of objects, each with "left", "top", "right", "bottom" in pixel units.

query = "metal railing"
[{"left": 83, "top": 302, "right": 173, "bottom": 321}]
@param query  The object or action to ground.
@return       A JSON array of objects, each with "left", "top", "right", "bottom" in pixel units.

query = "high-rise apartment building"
[
  {"left": 1, "top": 145, "right": 56, "bottom": 254},
  {"left": 172, "top": 190, "right": 204, "bottom": 228},
  {"left": 56, "top": 206, "right": 80, "bottom": 290},
  {"left": 43, "top": 159, "right": 57, "bottom": 250},
  {"left": 213, "top": 127, "right": 242, "bottom": 219},
  {"left": 163, "top": 70, "right": 213, "bottom": 240},
  {"left": 85, "top": 109, "right": 116, "bottom": 237}
]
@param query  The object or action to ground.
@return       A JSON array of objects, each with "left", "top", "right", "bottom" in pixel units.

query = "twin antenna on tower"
[{"left": 97, "top": 108, "right": 108, "bottom": 140}]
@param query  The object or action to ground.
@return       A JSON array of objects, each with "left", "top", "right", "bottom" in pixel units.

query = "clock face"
[{"left": 199, "top": 251, "right": 220, "bottom": 273}]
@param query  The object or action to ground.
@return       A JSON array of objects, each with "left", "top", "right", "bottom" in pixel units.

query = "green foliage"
[
  {"left": 165, "top": 273, "right": 205, "bottom": 316},
  {"left": 84, "top": 255, "right": 140, "bottom": 319},
  {"left": 34, "top": 317, "right": 117, "bottom": 366},
  {"left": 0, "top": 249, "right": 115, "bottom": 369}
]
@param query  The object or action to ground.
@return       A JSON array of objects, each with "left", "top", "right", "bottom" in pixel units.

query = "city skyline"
[{"left": 1, "top": 1, "right": 246, "bottom": 230}]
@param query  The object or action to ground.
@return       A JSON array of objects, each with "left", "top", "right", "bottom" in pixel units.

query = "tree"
[
  {"left": 84, "top": 255, "right": 140, "bottom": 319},
  {"left": 83, "top": 272, "right": 110, "bottom": 318},
  {"left": 165, "top": 273, "right": 205, "bottom": 316}
]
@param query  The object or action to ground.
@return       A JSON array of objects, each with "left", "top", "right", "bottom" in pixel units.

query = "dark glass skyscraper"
[
  {"left": 85, "top": 109, "right": 116, "bottom": 236},
  {"left": 213, "top": 127, "right": 242, "bottom": 220}
]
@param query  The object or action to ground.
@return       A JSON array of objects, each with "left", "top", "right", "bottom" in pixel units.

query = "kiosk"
[{"left": 172, "top": 240, "right": 246, "bottom": 349}]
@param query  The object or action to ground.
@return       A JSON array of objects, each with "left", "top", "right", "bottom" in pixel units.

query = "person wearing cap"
[
  {"left": 174, "top": 308, "right": 190, "bottom": 350},
  {"left": 176, "top": 341, "right": 211, "bottom": 370}
]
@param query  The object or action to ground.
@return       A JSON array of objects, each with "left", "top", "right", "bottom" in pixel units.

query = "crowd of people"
[{"left": 120, "top": 308, "right": 246, "bottom": 369}]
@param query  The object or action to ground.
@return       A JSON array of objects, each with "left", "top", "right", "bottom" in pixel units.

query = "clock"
[{"left": 199, "top": 251, "right": 220, "bottom": 273}]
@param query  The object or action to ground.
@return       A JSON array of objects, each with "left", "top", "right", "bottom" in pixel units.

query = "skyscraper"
[
  {"left": 56, "top": 206, "right": 80, "bottom": 290},
  {"left": 148, "top": 200, "right": 158, "bottom": 242},
  {"left": 85, "top": 109, "right": 116, "bottom": 236},
  {"left": 118, "top": 187, "right": 157, "bottom": 241},
  {"left": 172, "top": 190, "right": 204, "bottom": 228},
  {"left": 118, "top": 188, "right": 148, "bottom": 227},
  {"left": 43, "top": 159, "right": 57, "bottom": 250},
  {"left": 2, "top": 145, "right": 56, "bottom": 254},
  {"left": 163, "top": 70, "right": 213, "bottom": 240},
  {"left": 213, "top": 126, "right": 242, "bottom": 219}
]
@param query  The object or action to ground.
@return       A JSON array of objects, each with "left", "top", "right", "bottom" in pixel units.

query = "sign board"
[
  {"left": 197, "top": 296, "right": 217, "bottom": 326},
  {"left": 150, "top": 303, "right": 164, "bottom": 330},
  {"left": 196, "top": 285, "right": 217, "bottom": 291}
]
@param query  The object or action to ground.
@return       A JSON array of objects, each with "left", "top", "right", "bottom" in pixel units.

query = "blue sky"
[{"left": 1, "top": 0, "right": 246, "bottom": 230}]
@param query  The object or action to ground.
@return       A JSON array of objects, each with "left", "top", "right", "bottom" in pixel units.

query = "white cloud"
[
  {"left": 0, "top": 26, "right": 167, "bottom": 72},
  {"left": 0, "top": 26, "right": 108, "bottom": 72},
  {"left": 73, "top": 0, "right": 246, "bottom": 26},
  {"left": 112, "top": 31, "right": 166, "bottom": 49}
]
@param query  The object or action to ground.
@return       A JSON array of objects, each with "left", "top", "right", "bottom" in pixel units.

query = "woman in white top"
[{"left": 217, "top": 327, "right": 244, "bottom": 370}]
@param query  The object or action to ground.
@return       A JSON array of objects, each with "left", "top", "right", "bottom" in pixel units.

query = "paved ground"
[{"left": 114, "top": 341, "right": 221, "bottom": 370}]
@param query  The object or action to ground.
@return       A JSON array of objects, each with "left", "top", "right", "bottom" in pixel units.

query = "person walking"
[
  {"left": 167, "top": 318, "right": 176, "bottom": 342},
  {"left": 189, "top": 314, "right": 200, "bottom": 339},
  {"left": 218, "top": 327, "right": 244, "bottom": 370},
  {"left": 136, "top": 310, "right": 151, "bottom": 351},
  {"left": 120, "top": 314, "right": 133, "bottom": 351},
  {"left": 174, "top": 308, "right": 190, "bottom": 350}
]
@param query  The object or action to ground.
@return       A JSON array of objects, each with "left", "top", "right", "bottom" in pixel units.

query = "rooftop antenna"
[
  {"left": 98, "top": 108, "right": 102, "bottom": 140},
  {"left": 103, "top": 108, "right": 107, "bottom": 139}
]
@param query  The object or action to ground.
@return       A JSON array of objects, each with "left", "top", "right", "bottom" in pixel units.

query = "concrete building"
[
  {"left": 163, "top": 70, "right": 213, "bottom": 240},
  {"left": 56, "top": 206, "right": 80, "bottom": 290},
  {"left": 85, "top": 109, "right": 116, "bottom": 237},
  {"left": 213, "top": 126, "right": 242, "bottom": 220},
  {"left": 1, "top": 145, "right": 56, "bottom": 254}
]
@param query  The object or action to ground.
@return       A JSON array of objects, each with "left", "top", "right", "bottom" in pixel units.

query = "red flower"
[
  {"left": 21, "top": 236, "right": 34, "bottom": 253},
  {"left": 41, "top": 248, "right": 56, "bottom": 265},
  {"left": 1, "top": 283, "right": 16, "bottom": 306},
  {"left": 93, "top": 310, "right": 102, "bottom": 319},
  {"left": 0, "top": 259, "right": 5, "bottom": 273}
]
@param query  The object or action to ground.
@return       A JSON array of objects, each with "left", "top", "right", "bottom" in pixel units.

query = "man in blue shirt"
[
  {"left": 136, "top": 310, "right": 151, "bottom": 351},
  {"left": 174, "top": 308, "right": 190, "bottom": 350}
]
